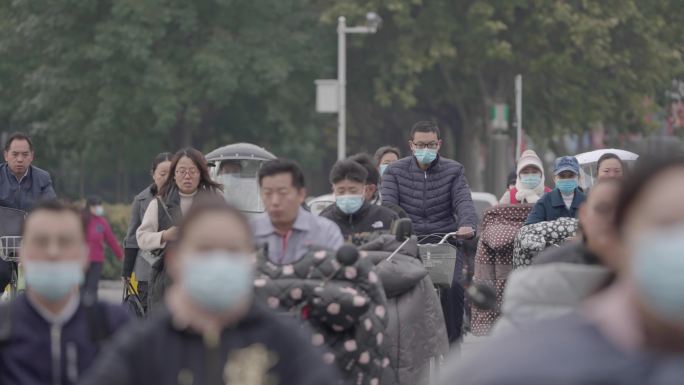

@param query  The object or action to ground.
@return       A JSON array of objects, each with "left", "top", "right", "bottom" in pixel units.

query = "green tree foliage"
[
  {"left": 1, "top": 0, "right": 334, "bottom": 199},
  {"left": 1, "top": 0, "right": 682, "bottom": 196},
  {"left": 321, "top": 0, "right": 683, "bottom": 188}
]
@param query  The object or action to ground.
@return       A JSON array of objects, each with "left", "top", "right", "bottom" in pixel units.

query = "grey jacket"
[
  {"left": 492, "top": 262, "right": 612, "bottom": 337},
  {"left": 0, "top": 163, "right": 56, "bottom": 211},
  {"left": 360, "top": 235, "right": 449, "bottom": 385},
  {"left": 440, "top": 313, "right": 684, "bottom": 385},
  {"left": 123, "top": 185, "right": 156, "bottom": 249},
  {"left": 381, "top": 155, "right": 478, "bottom": 236}
]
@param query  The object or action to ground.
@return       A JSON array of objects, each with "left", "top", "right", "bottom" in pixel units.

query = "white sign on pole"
[
  {"left": 490, "top": 103, "right": 509, "bottom": 131},
  {"left": 315, "top": 79, "right": 339, "bottom": 113}
]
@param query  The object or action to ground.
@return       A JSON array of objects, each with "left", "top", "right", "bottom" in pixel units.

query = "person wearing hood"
[
  {"left": 491, "top": 179, "right": 621, "bottom": 336},
  {"left": 320, "top": 159, "right": 399, "bottom": 244},
  {"left": 524, "top": 156, "right": 587, "bottom": 225},
  {"left": 499, "top": 150, "right": 552, "bottom": 205}
]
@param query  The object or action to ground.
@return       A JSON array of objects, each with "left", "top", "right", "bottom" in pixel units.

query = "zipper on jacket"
[
  {"left": 204, "top": 331, "right": 222, "bottom": 384},
  {"left": 66, "top": 342, "right": 78, "bottom": 383},
  {"left": 422, "top": 171, "right": 428, "bottom": 219},
  {"left": 51, "top": 325, "right": 62, "bottom": 385}
]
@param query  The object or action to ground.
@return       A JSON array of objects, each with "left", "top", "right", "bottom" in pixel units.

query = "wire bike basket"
[
  {"left": 0, "top": 236, "right": 22, "bottom": 263},
  {"left": 418, "top": 233, "right": 460, "bottom": 288}
]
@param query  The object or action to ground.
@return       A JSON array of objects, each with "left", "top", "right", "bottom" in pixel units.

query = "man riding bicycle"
[
  {"left": 381, "top": 121, "right": 478, "bottom": 343},
  {"left": 0, "top": 132, "right": 56, "bottom": 295}
]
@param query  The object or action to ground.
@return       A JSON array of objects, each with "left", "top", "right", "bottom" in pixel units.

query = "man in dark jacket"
[
  {"left": 321, "top": 160, "right": 399, "bottom": 244},
  {"left": 524, "top": 156, "right": 587, "bottom": 225},
  {"left": 381, "top": 121, "right": 479, "bottom": 343},
  {"left": 0, "top": 200, "right": 129, "bottom": 385},
  {"left": 0, "top": 132, "right": 56, "bottom": 211},
  {"left": 349, "top": 153, "right": 407, "bottom": 218},
  {"left": 0, "top": 132, "right": 56, "bottom": 295}
]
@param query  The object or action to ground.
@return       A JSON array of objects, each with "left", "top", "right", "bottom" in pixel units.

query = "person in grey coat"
[
  {"left": 381, "top": 121, "right": 478, "bottom": 343},
  {"left": 359, "top": 234, "right": 449, "bottom": 385},
  {"left": 121, "top": 152, "right": 172, "bottom": 310}
]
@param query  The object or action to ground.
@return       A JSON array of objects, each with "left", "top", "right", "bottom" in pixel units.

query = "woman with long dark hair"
[
  {"left": 122, "top": 152, "right": 172, "bottom": 311},
  {"left": 83, "top": 196, "right": 124, "bottom": 301},
  {"left": 136, "top": 148, "right": 222, "bottom": 308}
]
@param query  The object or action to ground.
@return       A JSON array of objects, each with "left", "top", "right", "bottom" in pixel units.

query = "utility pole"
[
  {"left": 337, "top": 17, "right": 347, "bottom": 161},
  {"left": 515, "top": 75, "right": 523, "bottom": 160}
]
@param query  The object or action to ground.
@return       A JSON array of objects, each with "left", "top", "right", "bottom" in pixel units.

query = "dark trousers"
[
  {"left": 83, "top": 262, "right": 103, "bottom": 301},
  {"left": 0, "top": 260, "right": 11, "bottom": 294},
  {"left": 440, "top": 248, "right": 465, "bottom": 344}
]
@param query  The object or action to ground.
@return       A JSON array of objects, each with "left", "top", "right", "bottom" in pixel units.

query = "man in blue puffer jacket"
[{"left": 381, "top": 121, "right": 478, "bottom": 343}]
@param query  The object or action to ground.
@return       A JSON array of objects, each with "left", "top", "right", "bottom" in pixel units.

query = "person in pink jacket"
[{"left": 83, "top": 196, "right": 123, "bottom": 300}]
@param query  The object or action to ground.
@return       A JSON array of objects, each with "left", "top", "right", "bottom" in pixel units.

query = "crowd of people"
[{"left": 1, "top": 123, "right": 684, "bottom": 385}]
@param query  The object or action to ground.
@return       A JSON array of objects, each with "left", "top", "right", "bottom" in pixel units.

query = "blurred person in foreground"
[
  {"left": 440, "top": 156, "right": 684, "bottom": 385},
  {"left": 82, "top": 196, "right": 124, "bottom": 301},
  {"left": 122, "top": 152, "right": 172, "bottom": 311},
  {"left": 381, "top": 121, "right": 478, "bottom": 343},
  {"left": 252, "top": 159, "right": 343, "bottom": 264},
  {"left": 499, "top": 150, "right": 552, "bottom": 205},
  {"left": 320, "top": 159, "right": 398, "bottom": 243},
  {"left": 81, "top": 197, "right": 340, "bottom": 385},
  {"left": 0, "top": 200, "right": 128, "bottom": 385},
  {"left": 491, "top": 180, "right": 622, "bottom": 336},
  {"left": 524, "top": 156, "right": 587, "bottom": 225}
]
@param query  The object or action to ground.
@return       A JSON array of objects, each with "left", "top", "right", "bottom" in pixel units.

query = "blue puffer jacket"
[{"left": 381, "top": 155, "right": 478, "bottom": 236}]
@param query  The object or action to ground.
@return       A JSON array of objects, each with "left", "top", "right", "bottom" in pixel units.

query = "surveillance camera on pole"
[{"left": 366, "top": 12, "right": 383, "bottom": 32}]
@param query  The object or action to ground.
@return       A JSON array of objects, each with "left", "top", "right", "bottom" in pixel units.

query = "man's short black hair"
[
  {"left": 258, "top": 159, "right": 306, "bottom": 189},
  {"left": 22, "top": 199, "right": 85, "bottom": 237},
  {"left": 410, "top": 121, "right": 441, "bottom": 140},
  {"left": 349, "top": 153, "right": 379, "bottom": 185},
  {"left": 330, "top": 159, "right": 368, "bottom": 185},
  {"left": 4, "top": 132, "right": 34, "bottom": 152}
]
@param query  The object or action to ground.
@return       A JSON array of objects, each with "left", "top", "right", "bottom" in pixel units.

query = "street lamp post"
[
  {"left": 334, "top": 14, "right": 381, "bottom": 160},
  {"left": 337, "top": 17, "right": 347, "bottom": 161}
]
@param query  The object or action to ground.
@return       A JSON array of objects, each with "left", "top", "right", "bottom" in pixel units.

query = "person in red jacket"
[{"left": 82, "top": 196, "right": 123, "bottom": 300}]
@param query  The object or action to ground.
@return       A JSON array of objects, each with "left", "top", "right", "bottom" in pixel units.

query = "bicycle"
[{"left": 0, "top": 206, "right": 26, "bottom": 301}]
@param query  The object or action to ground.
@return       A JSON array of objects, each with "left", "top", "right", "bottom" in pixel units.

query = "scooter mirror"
[{"left": 391, "top": 218, "right": 413, "bottom": 242}]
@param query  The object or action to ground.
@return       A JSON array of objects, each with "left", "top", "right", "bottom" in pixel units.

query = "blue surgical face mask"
[
  {"left": 556, "top": 178, "right": 578, "bottom": 194},
  {"left": 414, "top": 149, "right": 438, "bottom": 165},
  {"left": 379, "top": 164, "right": 388, "bottom": 176},
  {"left": 183, "top": 252, "right": 253, "bottom": 312},
  {"left": 631, "top": 227, "right": 684, "bottom": 321},
  {"left": 24, "top": 260, "right": 84, "bottom": 302},
  {"left": 520, "top": 173, "right": 542, "bottom": 190},
  {"left": 336, "top": 194, "right": 365, "bottom": 215},
  {"left": 94, "top": 206, "right": 104, "bottom": 216}
]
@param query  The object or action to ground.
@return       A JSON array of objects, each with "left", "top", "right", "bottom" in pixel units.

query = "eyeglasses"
[
  {"left": 175, "top": 168, "right": 199, "bottom": 177},
  {"left": 411, "top": 141, "right": 439, "bottom": 150}
]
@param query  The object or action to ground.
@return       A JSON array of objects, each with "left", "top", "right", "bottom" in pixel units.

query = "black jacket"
[
  {"left": 0, "top": 294, "right": 129, "bottom": 385},
  {"left": 79, "top": 302, "right": 340, "bottom": 385},
  {"left": 320, "top": 202, "right": 399, "bottom": 244}
]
